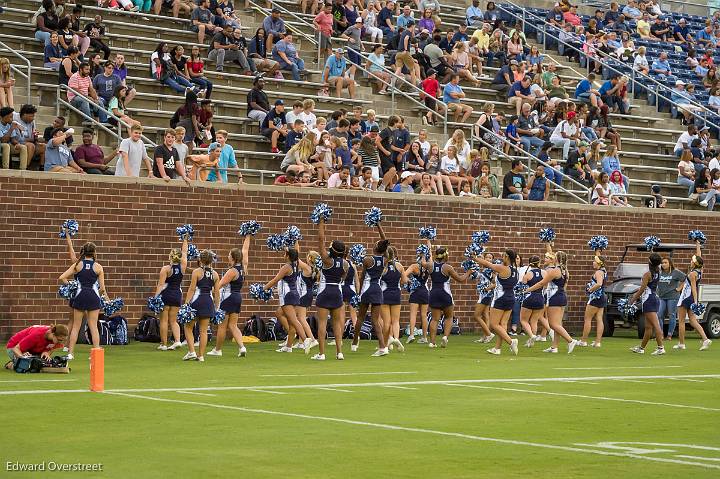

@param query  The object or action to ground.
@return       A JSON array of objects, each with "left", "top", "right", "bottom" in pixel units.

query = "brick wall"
[{"left": 1, "top": 171, "right": 717, "bottom": 339}]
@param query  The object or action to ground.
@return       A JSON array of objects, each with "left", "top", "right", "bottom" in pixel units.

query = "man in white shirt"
[
  {"left": 115, "top": 125, "right": 154, "bottom": 177},
  {"left": 673, "top": 124, "right": 698, "bottom": 157},
  {"left": 549, "top": 110, "right": 580, "bottom": 160}
]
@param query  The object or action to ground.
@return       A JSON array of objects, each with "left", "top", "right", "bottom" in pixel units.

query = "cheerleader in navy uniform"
[
  {"left": 341, "top": 249, "right": 360, "bottom": 333},
  {"left": 313, "top": 218, "right": 350, "bottom": 360},
  {"left": 182, "top": 250, "right": 220, "bottom": 362},
  {"left": 629, "top": 253, "right": 666, "bottom": 355},
  {"left": 419, "top": 241, "right": 472, "bottom": 348},
  {"left": 526, "top": 243, "right": 579, "bottom": 354},
  {"left": 675, "top": 241, "right": 712, "bottom": 351},
  {"left": 472, "top": 252, "right": 495, "bottom": 344},
  {"left": 59, "top": 242, "right": 108, "bottom": 360},
  {"left": 207, "top": 236, "right": 251, "bottom": 358},
  {"left": 519, "top": 255, "right": 546, "bottom": 348},
  {"left": 381, "top": 246, "right": 407, "bottom": 352},
  {"left": 579, "top": 255, "right": 607, "bottom": 348},
  {"left": 475, "top": 250, "right": 519, "bottom": 355},
  {"left": 294, "top": 249, "right": 320, "bottom": 350},
  {"left": 352, "top": 225, "right": 390, "bottom": 356},
  {"left": 404, "top": 260, "right": 431, "bottom": 344},
  {"left": 153, "top": 235, "right": 189, "bottom": 351},
  {"left": 61, "top": 225, "right": 82, "bottom": 352}
]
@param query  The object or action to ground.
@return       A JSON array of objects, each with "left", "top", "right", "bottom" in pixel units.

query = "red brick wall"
[{"left": 1, "top": 171, "right": 717, "bottom": 339}]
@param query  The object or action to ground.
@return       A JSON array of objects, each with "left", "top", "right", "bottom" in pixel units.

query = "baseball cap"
[
  {"left": 567, "top": 111, "right": 577, "bottom": 120},
  {"left": 370, "top": 125, "right": 380, "bottom": 132},
  {"left": 334, "top": 47, "right": 345, "bottom": 53},
  {"left": 675, "top": 80, "right": 685, "bottom": 86},
  {"left": 510, "top": 59, "right": 518, "bottom": 65},
  {"left": 427, "top": 68, "right": 437, "bottom": 76},
  {"left": 578, "top": 140, "right": 589, "bottom": 147},
  {"left": 274, "top": 99, "right": 284, "bottom": 106},
  {"left": 271, "top": 7, "right": 281, "bottom": 13},
  {"left": 355, "top": 17, "right": 363, "bottom": 23},
  {"left": 401, "top": 171, "right": 414, "bottom": 180}
]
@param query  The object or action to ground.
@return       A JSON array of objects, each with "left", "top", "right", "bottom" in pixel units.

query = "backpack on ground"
[
  {"left": 343, "top": 319, "right": 354, "bottom": 339},
  {"left": 134, "top": 314, "right": 161, "bottom": 343},
  {"left": 359, "top": 314, "right": 376, "bottom": 340},
  {"left": 272, "top": 318, "right": 288, "bottom": 341},
  {"left": 84, "top": 319, "right": 112, "bottom": 345},
  {"left": 242, "top": 315, "right": 268, "bottom": 341},
  {"left": 265, "top": 317, "right": 278, "bottom": 341},
  {"left": 426, "top": 312, "right": 461, "bottom": 335},
  {"left": 107, "top": 316, "right": 129, "bottom": 345},
  {"left": 13, "top": 356, "right": 43, "bottom": 373}
]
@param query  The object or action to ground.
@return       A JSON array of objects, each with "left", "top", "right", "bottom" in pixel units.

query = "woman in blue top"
[
  {"left": 183, "top": 250, "right": 220, "bottom": 362},
  {"left": 527, "top": 165, "right": 549, "bottom": 201},
  {"left": 526, "top": 243, "right": 579, "bottom": 354},
  {"left": 629, "top": 253, "right": 665, "bottom": 355},
  {"left": 153, "top": 234, "right": 189, "bottom": 351},
  {"left": 404, "top": 259, "right": 431, "bottom": 344},
  {"left": 59, "top": 242, "right": 108, "bottom": 361},
  {"left": 208, "top": 234, "right": 251, "bottom": 358},
  {"left": 381, "top": 246, "right": 408, "bottom": 352},
  {"left": 580, "top": 255, "right": 607, "bottom": 348},
  {"left": 519, "top": 255, "right": 547, "bottom": 348},
  {"left": 476, "top": 249, "right": 519, "bottom": 355},
  {"left": 472, "top": 251, "right": 496, "bottom": 344},
  {"left": 419, "top": 241, "right": 472, "bottom": 349},
  {"left": 675, "top": 241, "right": 712, "bottom": 351}
]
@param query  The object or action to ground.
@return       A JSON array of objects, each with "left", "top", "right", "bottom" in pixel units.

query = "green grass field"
[{"left": 2, "top": 334, "right": 718, "bottom": 478}]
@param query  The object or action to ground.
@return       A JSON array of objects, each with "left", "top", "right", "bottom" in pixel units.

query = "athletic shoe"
[
  {"left": 651, "top": 347, "right": 665, "bottom": 355},
  {"left": 336, "top": 353, "right": 344, "bottom": 360},
  {"left": 509, "top": 330, "right": 517, "bottom": 336},
  {"left": 700, "top": 199, "right": 710, "bottom": 207},
  {"left": 577, "top": 340, "right": 588, "bottom": 347},
  {"left": 279, "top": 341, "right": 287, "bottom": 347},
  {"left": 182, "top": 352, "right": 198, "bottom": 361},
  {"left": 473, "top": 338, "right": 486, "bottom": 343},
  {"left": 198, "top": 356, "right": 204, "bottom": 362},
  {"left": 371, "top": 348, "right": 388, "bottom": 357},
  {"left": 417, "top": 337, "right": 428, "bottom": 344},
  {"left": 567, "top": 339, "right": 579, "bottom": 354},
  {"left": 306, "top": 338, "right": 319, "bottom": 350},
  {"left": 291, "top": 342, "right": 304, "bottom": 350},
  {"left": 543, "top": 347, "right": 558, "bottom": 353},
  {"left": 168, "top": 342, "right": 182, "bottom": 350},
  {"left": 673, "top": 343, "right": 686, "bottom": 350},
  {"left": 486, "top": 347, "right": 501, "bottom": 355},
  {"left": 630, "top": 346, "right": 645, "bottom": 354},
  {"left": 536, "top": 336, "right": 547, "bottom": 342},
  {"left": 428, "top": 343, "right": 437, "bottom": 348},
  {"left": 483, "top": 333, "right": 495, "bottom": 343},
  {"left": 157, "top": 344, "right": 168, "bottom": 351},
  {"left": 392, "top": 337, "right": 405, "bottom": 352},
  {"left": 238, "top": 346, "right": 247, "bottom": 357},
  {"left": 180, "top": 340, "right": 188, "bottom": 346},
  {"left": 66, "top": 353, "right": 74, "bottom": 360},
  {"left": 388, "top": 342, "right": 394, "bottom": 351},
  {"left": 524, "top": 337, "right": 535, "bottom": 348},
  {"left": 327, "top": 339, "right": 336, "bottom": 346},
  {"left": 351, "top": 344, "right": 359, "bottom": 352},
  {"left": 406, "top": 335, "right": 416, "bottom": 344},
  {"left": 591, "top": 341, "right": 602, "bottom": 348},
  {"left": 62, "top": 347, "right": 69, "bottom": 352},
  {"left": 510, "top": 338, "right": 518, "bottom": 355},
  {"left": 275, "top": 346, "right": 292, "bottom": 353},
  {"left": 194, "top": 341, "right": 199, "bottom": 347},
  {"left": 271, "top": 147, "right": 279, "bottom": 154},
  {"left": 441, "top": 336, "right": 449, "bottom": 348},
  {"left": 311, "top": 353, "right": 325, "bottom": 361},
  {"left": 207, "top": 348, "right": 222, "bottom": 356},
  {"left": 700, "top": 339, "right": 712, "bottom": 351}
]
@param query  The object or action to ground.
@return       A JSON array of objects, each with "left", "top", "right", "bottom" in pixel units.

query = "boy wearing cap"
[
  {"left": 342, "top": 17, "right": 365, "bottom": 77},
  {"left": 323, "top": 48, "right": 357, "bottom": 99},
  {"left": 549, "top": 110, "right": 580, "bottom": 160},
  {"left": 261, "top": 99, "right": 288, "bottom": 153},
  {"left": 392, "top": 171, "right": 416, "bottom": 193}
]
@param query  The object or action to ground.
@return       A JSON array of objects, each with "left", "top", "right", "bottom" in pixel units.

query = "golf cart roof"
[{"left": 627, "top": 243, "right": 703, "bottom": 253}]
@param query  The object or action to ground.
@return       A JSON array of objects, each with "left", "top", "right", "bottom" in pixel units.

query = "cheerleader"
[
  {"left": 207, "top": 236, "right": 251, "bottom": 358},
  {"left": 404, "top": 260, "right": 430, "bottom": 344},
  {"left": 61, "top": 225, "right": 80, "bottom": 351},
  {"left": 153, "top": 235, "right": 188, "bottom": 351},
  {"left": 579, "top": 255, "right": 607, "bottom": 347},
  {"left": 264, "top": 247, "right": 311, "bottom": 353},
  {"left": 472, "top": 252, "right": 495, "bottom": 344},
  {"left": 183, "top": 250, "right": 220, "bottom": 362},
  {"left": 475, "top": 250, "right": 519, "bottom": 355},
  {"left": 419, "top": 241, "right": 472, "bottom": 348},
  {"left": 341, "top": 248, "right": 360, "bottom": 332},
  {"left": 313, "top": 217, "right": 349, "bottom": 360},
  {"left": 295, "top": 249, "right": 320, "bottom": 350},
  {"left": 629, "top": 253, "right": 665, "bottom": 355},
  {"left": 518, "top": 255, "right": 546, "bottom": 347},
  {"left": 675, "top": 241, "right": 712, "bottom": 351},
  {"left": 381, "top": 246, "right": 407, "bottom": 352},
  {"left": 352, "top": 225, "right": 389, "bottom": 356},
  {"left": 59, "top": 242, "right": 107, "bottom": 360},
  {"left": 525, "top": 243, "right": 579, "bottom": 354}
]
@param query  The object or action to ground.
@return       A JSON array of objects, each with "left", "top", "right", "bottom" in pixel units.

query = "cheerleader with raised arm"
[
  {"left": 207, "top": 236, "right": 251, "bottom": 358},
  {"left": 381, "top": 246, "right": 408, "bottom": 352},
  {"left": 60, "top": 224, "right": 80, "bottom": 351},
  {"left": 312, "top": 218, "right": 350, "bottom": 360},
  {"left": 518, "top": 255, "right": 546, "bottom": 348},
  {"left": 419, "top": 241, "right": 472, "bottom": 348},
  {"left": 475, "top": 250, "right": 519, "bottom": 355},
  {"left": 294, "top": 248, "right": 320, "bottom": 352},
  {"left": 579, "top": 255, "right": 607, "bottom": 348},
  {"left": 59, "top": 242, "right": 108, "bottom": 360},
  {"left": 628, "top": 252, "right": 666, "bottom": 355},
  {"left": 675, "top": 240, "right": 712, "bottom": 351},
  {"left": 404, "top": 258, "right": 431, "bottom": 344},
  {"left": 182, "top": 250, "right": 220, "bottom": 362},
  {"left": 473, "top": 252, "right": 496, "bottom": 344},
  {"left": 153, "top": 235, "right": 188, "bottom": 351},
  {"left": 341, "top": 248, "right": 360, "bottom": 334}
]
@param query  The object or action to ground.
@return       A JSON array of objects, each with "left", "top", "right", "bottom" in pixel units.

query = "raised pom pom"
[
  {"left": 476, "top": 276, "right": 491, "bottom": 296},
  {"left": 147, "top": 295, "right": 165, "bottom": 313},
  {"left": 350, "top": 294, "right": 361, "bottom": 309},
  {"left": 538, "top": 227, "right": 556, "bottom": 243},
  {"left": 210, "top": 309, "right": 226, "bottom": 325},
  {"left": 364, "top": 206, "right": 383, "bottom": 227},
  {"left": 464, "top": 243, "right": 484, "bottom": 259},
  {"left": 690, "top": 302, "right": 706, "bottom": 316},
  {"left": 59, "top": 219, "right": 79, "bottom": 239},
  {"left": 266, "top": 233, "right": 287, "bottom": 252},
  {"left": 102, "top": 297, "right": 124, "bottom": 317},
  {"left": 643, "top": 235, "right": 661, "bottom": 251},
  {"left": 513, "top": 282, "right": 529, "bottom": 301},
  {"left": 617, "top": 298, "right": 639, "bottom": 317},
  {"left": 472, "top": 230, "right": 491, "bottom": 245},
  {"left": 688, "top": 230, "right": 707, "bottom": 245},
  {"left": 249, "top": 283, "right": 274, "bottom": 302},
  {"left": 418, "top": 225, "right": 437, "bottom": 240},
  {"left": 284, "top": 225, "right": 303, "bottom": 246},
  {"left": 238, "top": 220, "right": 262, "bottom": 237},
  {"left": 587, "top": 235, "right": 609, "bottom": 251},
  {"left": 58, "top": 280, "right": 79, "bottom": 300},
  {"left": 349, "top": 244, "right": 366, "bottom": 265},
  {"left": 404, "top": 276, "right": 421, "bottom": 293},
  {"left": 416, "top": 244, "right": 430, "bottom": 263},
  {"left": 309, "top": 202, "right": 333, "bottom": 224},
  {"left": 187, "top": 244, "right": 199, "bottom": 261},
  {"left": 314, "top": 255, "right": 324, "bottom": 271},
  {"left": 177, "top": 303, "right": 197, "bottom": 325},
  {"left": 176, "top": 224, "right": 195, "bottom": 241}
]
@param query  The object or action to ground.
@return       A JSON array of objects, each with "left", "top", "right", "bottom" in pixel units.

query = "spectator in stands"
[
  {"left": 151, "top": 43, "right": 194, "bottom": 93},
  {"left": 550, "top": 110, "right": 579, "bottom": 160},
  {"left": 699, "top": 168, "right": 720, "bottom": 209},
  {"left": 378, "top": 0, "right": 396, "bottom": 41},
  {"left": 261, "top": 99, "right": 288, "bottom": 154},
  {"left": 92, "top": 61, "right": 121, "bottom": 113},
  {"left": 57, "top": 16, "right": 77, "bottom": 54},
  {"left": 67, "top": 62, "right": 107, "bottom": 126},
  {"left": 517, "top": 102, "right": 545, "bottom": 157},
  {"left": 133, "top": 0, "right": 153, "bottom": 13},
  {"left": 397, "top": 4, "right": 415, "bottom": 29},
  {"left": 362, "top": 1, "right": 383, "bottom": 43},
  {"left": 471, "top": 162, "right": 498, "bottom": 197},
  {"left": 180, "top": 47, "right": 212, "bottom": 99},
  {"left": 490, "top": 60, "right": 513, "bottom": 98},
  {"left": 443, "top": 74, "right": 473, "bottom": 123},
  {"left": 418, "top": 9, "right": 435, "bottom": 33},
  {"left": 207, "top": 25, "right": 241, "bottom": 74},
  {"left": 424, "top": 34, "right": 452, "bottom": 83},
  {"left": 108, "top": 85, "right": 140, "bottom": 134},
  {"left": 673, "top": 18, "right": 695, "bottom": 45},
  {"left": 575, "top": 73, "right": 601, "bottom": 108},
  {"left": 263, "top": 8, "right": 286, "bottom": 53},
  {"left": 599, "top": 75, "right": 628, "bottom": 114},
  {"left": 213, "top": 0, "right": 242, "bottom": 29},
  {"left": 314, "top": 3, "right": 334, "bottom": 60},
  {"left": 116, "top": 124, "right": 153, "bottom": 178},
  {"left": 677, "top": 148, "right": 696, "bottom": 195},
  {"left": 600, "top": 144, "right": 628, "bottom": 189},
  {"left": 191, "top": 0, "right": 221, "bottom": 45},
  {"left": 650, "top": 16, "right": 671, "bottom": 42},
  {"left": 83, "top": 14, "right": 111, "bottom": 61},
  {"left": 0, "top": 107, "right": 28, "bottom": 170},
  {"left": 366, "top": 44, "right": 391, "bottom": 95},
  {"left": 342, "top": 17, "right": 364, "bottom": 78},
  {"left": 11, "top": 105, "right": 43, "bottom": 168},
  {"left": 703, "top": 67, "right": 719, "bottom": 90},
  {"left": 172, "top": 90, "right": 201, "bottom": 148},
  {"left": 88, "top": 53, "right": 103, "bottom": 79},
  {"left": 633, "top": 46, "right": 650, "bottom": 75},
  {"left": 111, "top": 54, "right": 135, "bottom": 105},
  {"left": 546, "top": 3, "right": 564, "bottom": 27},
  {"left": 636, "top": 13, "right": 652, "bottom": 40},
  {"left": 466, "top": 0, "right": 483, "bottom": 27},
  {"left": 508, "top": 76, "right": 534, "bottom": 116},
  {"left": 43, "top": 127, "right": 83, "bottom": 174},
  {"left": 674, "top": 124, "right": 698, "bottom": 157},
  {"left": 285, "top": 101, "right": 303, "bottom": 126},
  {"left": 483, "top": 1, "right": 499, "bottom": 23},
  {"left": 43, "top": 33, "right": 64, "bottom": 72},
  {"left": 502, "top": 158, "right": 527, "bottom": 200},
  {"left": 671, "top": 80, "right": 703, "bottom": 125},
  {"left": 395, "top": 21, "right": 419, "bottom": 89},
  {"left": 0, "top": 59, "right": 14, "bottom": 111},
  {"left": 592, "top": 171, "right": 611, "bottom": 205},
  {"left": 708, "top": 87, "right": 720, "bottom": 113},
  {"left": 450, "top": 42, "right": 480, "bottom": 87},
  {"left": 281, "top": 135, "right": 316, "bottom": 176},
  {"left": 74, "top": 128, "right": 116, "bottom": 174},
  {"left": 609, "top": 170, "right": 629, "bottom": 206},
  {"left": 153, "top": 0, "right": 194, "bottom": 17},
  {"left": 564, "top": 5, "right": 581, "bottom": 26},
  {"left": 527, "top": 165, "right": 549, "bottom": 201},
  {"left": 272, "top": 33, "right": 306, "bottom": 82},
  {"left": 205, "top": 129, "right": 238, "bottom": 183},
  {"left": 34, "top": 0, "right": 59, "bottom": 45},
  {"left": 247, "top": 30, "right": 281, "bottom": 79}
]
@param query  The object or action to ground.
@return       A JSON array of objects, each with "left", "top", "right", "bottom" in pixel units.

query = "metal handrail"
[
  {"left": 499, "top": 1, "right": 720, "bottom": 133},
  {"left": 247, "top": 1, "right": 318, "bottom": 47},
  {"left": 0, "top": 40, "right": 31, "bottom": 102}
]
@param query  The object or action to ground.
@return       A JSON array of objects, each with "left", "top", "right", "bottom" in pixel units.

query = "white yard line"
[
  {"left": 175, "top": 391, "right": 217, "bottom": 397},
  {"left": 675, "top": 455, "right": 720, "bottom": 462},
  {"left": 247, "top": 389, "right": 287, "bottom": 395},
  {"left": 667, "top": 378, "right": 706, "bottom": 383},
  {"left": 559, "top": 381, "right": 600, "bottom": 385},
  {"left": 444, "top": 384, "right": 720, "bottom": 412},
  {"left": 614, "top": 379, "right": 657, "bottom": 384},
  {"left": 317, "top": 387, "right": 354, "bottom": 393},
  {"left": 0, "top": 379, "right": 76, "bottom": 383},
  {"left": 383, "top": 385, "right": 418, "bottom": 390},
  {"left": 261, "top": 371, "right": 417, "bottom": 377},
  {"left": 554, "top": 366, "right": 683, "bottom": 370},
  {"left": 102, "top": 391, "right": 720, "bottom": 471},
  {"left": 505, "top": 382, "right": 541, "bottom": 387}
]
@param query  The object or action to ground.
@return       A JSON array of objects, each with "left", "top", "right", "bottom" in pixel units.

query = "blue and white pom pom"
[
  {"left": 416, "top": 244, "right": 431, "bottom": 263},
  {"left": 266, "top": 233, "right": 287, "bottom": 252},
  {"left": 538, "top": 227, "right": 556, "bottom": 243},
  {"left": 176, "top": 224, "right": 195, "bottom": 241},
  {"left": 309, "top": 202, "right": 333, "bottom": 224},
  {"left": 349, "top": 244, "right": 366, "bottom": 265},
  {"left": 585, "top": 283, "right": 604, "bottom": 301},
  {"left": 210, "top": 309, "right": 226, "bottom": 325},
  {"left": 58, "top": 280, "right": 79, "bottom": 300},
  {"left": 617, "top": 298, "right": 639, "bottom": 317},
  {"left": 688, "top": 230, "right": 707, "bottom": 245},
  {"left": 176, "top": 304, "right": 197, "bottom": 325},
  {"left": 284, "top": 225, "right": 303, "bottom": 246},
  {"left": 249, "top": 283, "right": 274, "bottom": 302},
  {"left": 418, "top": 225, "right": 437, "bottom": 240},
  {"left": 238, "top": 220, "right": 262, "bottom": 237},
  {"left": 313, "top": 255, "right": 324, "bottom": 270},
  {"left": 59, "top": 219, "right": 79, "bottom": 239},
  {"left": 187, "top": 243, "right": 199, "bottom": 261},
  {"left": 690, "top": 302, "right": 706, "bottom": 316},
  {"left": 461, "top": 259, "right": 481, "bottom": 279},
  {"left": 404, "top": 276, "right": 421, "bottom": 294},
  {"left": 587, "top": 235, "right": 609, "bottom": 251},
  {"left": 147, "top": 295, "right": 165, "bottom": 314},
  {"left": 472, "top": 230, "right": 491, "bottom": 245},
  {"left": 364, "top": 206, "right": 383, "bottom": 227},
  {"left": 464, "top": 242, "right": 484, "bottom": 259},
  {"left": 513, "top": 282, "right": 529, "bottom": 301},
  {"left": 102, "top": 297, "right": 124, "bottom": 316},
  {"left": 644, "top": 235, "right": 661, "bottom": 251},
  {"left": 350, "top": 294, "right": 361, "bottom": 309}
]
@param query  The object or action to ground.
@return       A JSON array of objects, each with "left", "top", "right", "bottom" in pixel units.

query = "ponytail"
[{"left": 556, "top": 251, "right": 569, "bottom": 279}]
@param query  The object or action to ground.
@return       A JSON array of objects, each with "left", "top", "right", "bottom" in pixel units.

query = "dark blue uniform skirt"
[
  {"left": 161, "top": 288, "right": 183, "bottom": 308},
  {"left": 642, "top": 294, "right": 659, "bottom": 313},
  {"left": 191, "top": 295, "right": 216, "bottom": 318},
  {"left": 360, "top": 284, "right": 384, "bottom": 305},
  {"left": 522, "top": 292, "right": 545, "bottom": 310},
  {"left": 547, "top": 292, "right": 568, "bottom": 308},
  {"left": 220, "top": 293, "right": 242, "bottom": 314},
  {"left": 73, "top": 289, "right": 102, "bottom": 311},
  {"left": 317, "top": 285, "right": 343, "bottom": 309},
  {"left": 491, "top": 297, "right": 515, "bottom": 311},
  {"left": 429, "top": 289, "right": 453, "bottom": 309},
  {"left": 409, "top": 286, "right": 429, "bottom": 305},
  {"left": 342, "top": 285, "right": 355, "bottom": 303},
  {"left": 383, "top": 288, "right": 402, "bottom": 305},
  {"left": 679, "top": 295, "right": 694, "bottom": 309},
  {"left": 588, "top": 295, "right": 607, "bottom": 308}
]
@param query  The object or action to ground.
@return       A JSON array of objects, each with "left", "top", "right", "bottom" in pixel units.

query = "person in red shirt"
[
  {"left": 5, "top": 324, "right": 68, "bottom": 368},
  {"left": 313, "top": 3, "right": 334, "bottom": 60},
  {"left": 73, "top": 129, "right": 117, "bottom": 175},
  {"left": 420, "top": 68, "right": 441, "bottom": 126}
]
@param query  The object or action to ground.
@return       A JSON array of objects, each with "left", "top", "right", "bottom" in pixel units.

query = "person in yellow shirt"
[
  {"left": 637, "top": 12, "right": 652, "bottom": 39},
  {"left": 471, "top": 22, "right": 491, "bottom": 54}
]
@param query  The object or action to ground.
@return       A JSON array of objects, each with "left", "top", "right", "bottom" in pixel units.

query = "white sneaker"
[
  {"left": 238, "top": 346, "right": 247, "bottom": 357},
  {"left": 157, "top": 344, "right": 168, "bottom": 351},
  {"left": 543, "top": 347, "right": 558, "bottom": 353},
  {"left": 483, "top": 333, "right": 496, "bottom": 343},
  {"left": 194, "top": 341, "right": 199, "bottom": 347},
  {"left": 311, "top": 353, "right": 325, "bottom": 361},
  {"left": 207, "top": 348, "right": 222, "bottom": 356},
  {"left": 168, "top": 342, "right": 182, "bottom": 350},
  {"left": 275, "top": 346, "right": 292, "bottom": 353},
  {"left": 700, "top": 339, "right": 712, "bottom": 351},
  {"left": 327, "top": 339, "right": 336, "bottom": 346},
  {"left": 371, "top": 348, "right": 388, "bottom": 357},
  {"left": 62, "top": 347, "right": 69, "bottom": 352},
  {"left": 336, "top": 353, "right": 344, "bottom": 360},
  {"left": 306, "top": 338, "right": 319, "bottom": 350},
  {"left": 524, "top": 337, "right": 535, "bottom": 348},
  {"left": 388, "top": 342, "right": 394, "bottom": 351},
  {"left": 180, "top": 340, "right": 188, "bottom": 346},
  {"left": 406, "top": 335, "right": 416, "bottom": 344},
  {"left": 630, "top": 346, "right": 645, "bottom": 354},
  {"left": 291, "top": 342, "right": 304, "bottom": 350},
  {"left": 392, "top": 337, "right": 405, "bottom": 352},
  {"left": 548, "top": 330, "right": 555, "bottom": 341},
  {"left": 673, "top": 343, "right": 686, "bottom": 350},
  {"left": 510, "top": 338, "right": 519, "bottom": 355},
  {"left": 536, "top": 336, "right": 547, "bottom": 342},
  {"left": 567, "top": 339, "right": 578, "bottom": 354},
  {"left": 198, "top": 356, "right": 204, "bottom": 362},
  {"left": 428, "top": 343, "right": 437, "bottom": 348},
  {"left": 66, "top": 353, "right": 74, "bottom": 360},
  {"left": 700, "top": 199, "right": 710, "bottom": 207},
  {"left": 351, "top": 344, "right": 359, "bottom": 352},
  {"left": 441, "top": 336, "right": 449, "bottom": 348},
  {"left": 591, "top": 341, "right": 601, "bottom": 348},
  {"left": 473, "top": 337, "right": 486, "bottom": 343},
  {"left": 577, "top": 340, "right": 588, "bottom": 347},
  {"left": 417, "top": 337, "right": 428, "bottom": 344},
  {"left": 279, "top": 341, "right": 288, "bottom": 348},
  {"left": 486, "top": 347, "right": 501, "bottom": 355},
  {"left": 182, "top": 352, "right": 198, "bottom": 361},
  {"left": 651, "top": 347, "right": 665, "bottom": 355}
]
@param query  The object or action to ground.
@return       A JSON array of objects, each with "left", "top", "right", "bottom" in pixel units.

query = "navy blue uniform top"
[
  {"left": 321, "top": 257, "right": 346, "bottom": 285},
  {"left": 343, "top": 262, "right": 356, "bottom": 288},
  {"left": 166, "top": 264, "right": 183, "bottom": 290},
  {"left": 365, "top": 255, "right": 385, "bottom": 283},
  {"left": 282, "top": 262, "right": 300, "bottom": 290},
  {"left": 526, "top": 267, "right": 543, "bottom": 288},
  {"left": 197, "top": 267, "right": 216, "bottom": 295},
  {"left": 430, "top": 261, "right": 450, "bottom": 289},
  {"left": 382, "top": 261, "right": 402, "bottom": 289},
  {"left": 76, "top": 259, "right": 99, "bottom": 288},
  {"left": 228, "top": 264, "right": 244, "bottom": 292}
]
